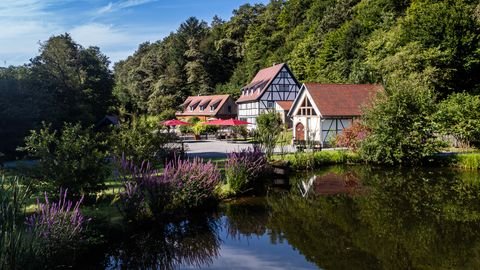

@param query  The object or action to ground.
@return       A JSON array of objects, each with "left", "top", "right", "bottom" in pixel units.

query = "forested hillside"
[
  {"left": 1, "top": 0, "right": 480, "bottom": 158},
  {"left": 114, "top": 0, "right": 480, "bottom": 116}
]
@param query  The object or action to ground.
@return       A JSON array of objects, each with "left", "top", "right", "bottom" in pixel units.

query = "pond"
[{"left": 81, "top": 165, "right": 480, "bottom": 269}]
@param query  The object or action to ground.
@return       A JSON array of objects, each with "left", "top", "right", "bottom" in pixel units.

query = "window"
[
  {"left": 199, "top": 106, "right": 205, "bottom": 112},
  {"left": 210, "top": 105, "right": 215, "bottom": 111},
  {"left": 267, "top": 101, "right": 274, "bottom": 108},
  {"left": 228, "top": 105, "right": 232, "bottom": 113},
  {"left": 189, "top": 106, "right": 194, "bottom": 111}
]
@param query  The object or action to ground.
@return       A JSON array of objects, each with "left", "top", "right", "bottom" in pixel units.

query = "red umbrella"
[
  {"left": 161, "top": 119, "right": 191, "bottom": 126},
  {"left": 203, "top": 118, "right": 251, "bottom": 126}
]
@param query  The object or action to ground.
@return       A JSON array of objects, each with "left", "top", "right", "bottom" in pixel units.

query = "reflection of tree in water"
[
  {"left": 108, "top": 216, "right": 221, "bottom": 269},
  {"left": 267, "top": 167, "right": 480, "bottom": 270},
  {"left": 222, "top": 197, "right": 270, "bottom": 239}
]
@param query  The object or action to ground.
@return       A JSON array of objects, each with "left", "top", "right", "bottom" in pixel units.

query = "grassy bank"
[
  {"left": 273, "top": 150, "right": 361, "bottom": 170},
  {"left": 444, "top": 153, "right": 480, "bottom": 170},
  {"left": 275, "top": 150, "right": 480, "bottom": 171}
]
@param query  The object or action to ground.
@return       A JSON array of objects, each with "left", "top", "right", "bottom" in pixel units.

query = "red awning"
[{"left": 203, "top": 118, "right": 251, "bottom": 126}]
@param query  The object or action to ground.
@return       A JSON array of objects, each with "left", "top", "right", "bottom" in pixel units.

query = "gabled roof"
[
  {"left": 276, "top": 100, "right": 294, "bottom": 111},
  {"left": 176, "top": 95, "right": 233, "bottom": 116},
  {"left": 236, "top": 63, "right": 292, "bottom": 103},
  {"left": 290, "top": 83, "right": 383, "bottom": 117}
]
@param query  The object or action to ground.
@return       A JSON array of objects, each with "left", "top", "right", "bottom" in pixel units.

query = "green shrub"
[
  {"left": 360, "top": 78, "right": 444, "bottom": 165},
  {"left": 109, "top": 117, "right": 180, "bottom": 164},
  {"left": 223, "top": 146, "right": 267, "bottom": 196},
  {"left": 179, "top": 117, "right": 200, "bottom": 134},
  {"left": 255, "top": 112, "right": 283, "bottom": 159},
  {"left": 435, "top": 93, "right": 480, "bottom": 148},
  {"left": 22, "top": 122, "right": 109, "bottom": 195}
]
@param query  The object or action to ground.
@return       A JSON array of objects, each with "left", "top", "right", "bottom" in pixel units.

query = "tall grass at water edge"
[
  {"left": 278, "top": 150, "right": 361, "bottom": 170},
  {"left": 453, "top": 153, "right": 480, "bottom": 170}
]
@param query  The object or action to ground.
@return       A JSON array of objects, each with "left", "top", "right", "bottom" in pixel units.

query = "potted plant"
[{"left": 192, "top": 122, "right": 206, "bottom": 140}]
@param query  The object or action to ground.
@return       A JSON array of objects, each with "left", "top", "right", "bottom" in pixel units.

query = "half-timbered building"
[
  {"left": 236, "top": 63, "right": 300, "bottom": 128},
  {"left": 288, "top": 83, "right": 383, "bottom": 147},
  {"left": 176, "top": 94, "right": 237, "bottom": 121}
]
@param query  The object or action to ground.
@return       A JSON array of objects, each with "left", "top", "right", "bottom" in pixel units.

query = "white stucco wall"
[{"left": 293, "top": 116, "right": 322, "bottom": 142}]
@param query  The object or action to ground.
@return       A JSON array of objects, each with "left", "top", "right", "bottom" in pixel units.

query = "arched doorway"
[{"left": 295, "top": 122, "right": 305, "bottom": 141}]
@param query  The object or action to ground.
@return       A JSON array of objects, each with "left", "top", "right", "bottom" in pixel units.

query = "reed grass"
[
  {"left": 454, "top": 153, "right": 480, "bottom": 170},
  {"left": 277, "top": 150, "right": 361, "bottom": 170}
]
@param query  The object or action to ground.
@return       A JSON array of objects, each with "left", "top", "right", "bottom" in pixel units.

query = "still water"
[{"left": 90, "top": 166, "right": 480, "bottom": 269}]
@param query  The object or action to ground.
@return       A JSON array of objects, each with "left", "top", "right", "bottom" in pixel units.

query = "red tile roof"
[
  {"left": 236, "top": 63, "right": 286, "bottom": 103},
  {"left": 304, "top": 83, "right": 383, "bottom": 117},
  {"left": 276, "top": 100, "right": 294, "bottom": 111},
  {"left": 176, "top": 95, "right": 233, "bottom": 116}
]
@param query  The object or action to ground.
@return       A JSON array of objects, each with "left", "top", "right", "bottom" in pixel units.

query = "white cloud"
[
  {"left": 0, "top": 0, "right": 167, "bottom": 66},
  {"left": 69, "top": 22, "right": 168, "bottom": 64},
  {"left": 96, "top": 0, "right": 157, "bottom": 15},
  {"left": 194, "top": 246, "right": 315, "bottom": 270},
  {"left": 0, "top": 0, "right": 64, "bottom": 65}
]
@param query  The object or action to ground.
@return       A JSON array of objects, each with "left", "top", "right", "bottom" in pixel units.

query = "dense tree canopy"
[
  {"left": 0, "top": 34, "right": 114, "bottom": 157},
  {"left": 114, "top": 0, "right": 480, "bottom": 116},
  {"left": 2, "top": 0, "right": 480, "bottom": 158}
]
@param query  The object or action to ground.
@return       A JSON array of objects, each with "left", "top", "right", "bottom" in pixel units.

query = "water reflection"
[
  {"left": 84, "top": 166, "right": 480, "bottom": 269},
  {"left": 298, "top": 170, "right": 363, "bottom": 197},
  {"left": 268, "top": 166, "right": 480, "bottom": 269},
  {"left": 106, "top": 216, "right": 221, "bottom": 269}
]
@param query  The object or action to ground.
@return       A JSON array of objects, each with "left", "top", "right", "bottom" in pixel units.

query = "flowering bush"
[
  {"left": 224, "top": 146, "right": 267, "bottom": 195},
  {"left": 163, "top": 157, "right": 221, "bottom": 209},
  {"left": 115, "top": 155, "right": 171, "bottom": 219},
  {"left": 26, "top": 189, "right": 89, "bottom": 257},
  {"left": 116, "top": 155, "right": 220, "bottom": 220},
  {"left": 336, "top": 121, "right": 370, "bottom": 151}
]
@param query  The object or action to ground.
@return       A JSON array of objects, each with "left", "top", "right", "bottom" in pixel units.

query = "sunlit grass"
[
  {"left": 455, "top": 153, "right": 480, "bottom": 170},
  {"left": 273, "top": 150, "right": 361, "bottom": 170}
]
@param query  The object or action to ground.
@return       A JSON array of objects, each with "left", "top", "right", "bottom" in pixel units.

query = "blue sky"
[{"left": 0, "top": 0, "right": 268, "bottom": 66}]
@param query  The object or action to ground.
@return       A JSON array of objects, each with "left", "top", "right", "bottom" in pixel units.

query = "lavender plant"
[
  {"left": 115, "top": 155, "right": 171, "bottom": 219},
  {"left": 162, "top": 157, "right": 221, "bottom": 210},
  {"left": 224, "top": 146, "right": 267, "bottom": 195},
  {"left": 26, "top": 189, "right": 89, "bottom": 256}
]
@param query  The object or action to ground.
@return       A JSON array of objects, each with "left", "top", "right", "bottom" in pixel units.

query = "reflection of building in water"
[
  {"left": 299, "top": 175, "right": 316, "bottom": 197},
  {"left": 300, "top": 172, "right": 362, "bottom": 196}
]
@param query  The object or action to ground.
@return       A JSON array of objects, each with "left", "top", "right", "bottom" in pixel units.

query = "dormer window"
[
  {"left": 199, "top": 106, "right": 205, "bottom": 112},
  {"left": 189, "top": 106, "right": 194, "bottom": 111},
  {"left": 210, "top": 105, "right": 215, "bottom": 111}
]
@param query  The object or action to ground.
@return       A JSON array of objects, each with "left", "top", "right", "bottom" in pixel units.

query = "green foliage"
[
  {"left": 109, "top": 117, "right": 179, "bottom": 164},
  {"left": 360, "top": 78, "right": 444, "bottom": 165},
  {"left": 179, "top": 117, "right": 200, "bottom": 134},
  {"left": 22, "top": 122, "right": 109, "bottom": 195},
  {"left": 191, "top": 122, "right": 207, "bottom": 136},
  {"left": 435, "top": 93, "right": 480, "bottom": 147},
  {"left": 231, "top": 125, "right": 248, "bottom": 140},
  {"left": 31, "top": 34, "right": 114, "bottom": 124},
  {"left": 0, "top": 34, "right": 113, "bottom": 158},
  {"left": 0, "top": 175, "right": 31, "bottom": 270},
  {"left": 452, "top": 153, "right": 480, "bottom": 170},
  {"left": 280, "top": 150, "right": 361, "bottom": 170},
  {"left": 255, "top": 112, "right": 283, "bottom": 159},
  {"left": 222, "top": 147, "right": 267, "bottom": 196}
]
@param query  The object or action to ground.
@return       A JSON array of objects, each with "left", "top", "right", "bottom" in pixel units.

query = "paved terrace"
[{"left": 184, "top": 139, "right": 296, "bottom": 159}]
